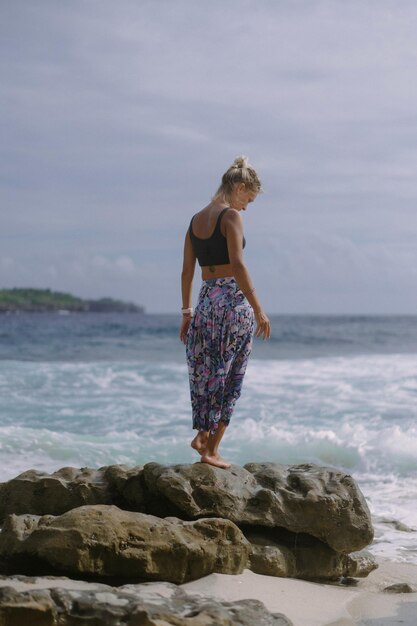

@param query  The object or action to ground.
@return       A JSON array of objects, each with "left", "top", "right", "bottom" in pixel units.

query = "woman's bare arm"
[
  {"left": 180, "top": 230, "right": 196, "bottom": 343},
  {"left": 225, "top": 210, "right": 271, "bottom": 339},
  {"left": 181, "top": 230, "right": 196, "bottom": 309},
  {"left": 224, "top": 210, "right": 261, "bottom": 309}
]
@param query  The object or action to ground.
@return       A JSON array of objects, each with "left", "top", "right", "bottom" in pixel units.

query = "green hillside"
[{"left": 0, "top": 288, "right": 144, "bottom": 313}]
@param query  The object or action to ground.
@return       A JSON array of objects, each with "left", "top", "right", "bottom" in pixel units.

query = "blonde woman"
[{"left": 180, "top": 156, "right": 271, "bottom": 469}]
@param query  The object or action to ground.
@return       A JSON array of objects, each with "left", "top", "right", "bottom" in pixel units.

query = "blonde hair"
[{"left": 214, "top": 155, "right": 262, "bottom": 201}]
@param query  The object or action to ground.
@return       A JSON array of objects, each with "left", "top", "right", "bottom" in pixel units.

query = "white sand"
[{"left": 181, "top": 558, "right": 417, "bottom": 626}]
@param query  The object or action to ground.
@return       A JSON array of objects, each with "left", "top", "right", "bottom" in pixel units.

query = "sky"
[{"left": 1, "top": 0, "right": 417, "bottom": 314}]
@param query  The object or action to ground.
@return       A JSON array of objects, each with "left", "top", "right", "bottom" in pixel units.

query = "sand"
[
  {"left": 0, "top": 558, "right": 415, "bottom": 625},
  {"left": 181, "top": 558, "right": 417, "bottom": 626}
]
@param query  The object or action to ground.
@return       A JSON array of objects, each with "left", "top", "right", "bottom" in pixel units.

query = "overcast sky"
[{"left": 1, "top": 1, "right": 417, "bottom": 313}]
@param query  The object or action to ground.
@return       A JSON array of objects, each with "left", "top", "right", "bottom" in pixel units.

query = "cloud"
[
  {"left": 1, "top": 1, "right": 417, "bottom": 312},
  {"left": 0, "top": 257, "right": 15, "bottom": 271}
]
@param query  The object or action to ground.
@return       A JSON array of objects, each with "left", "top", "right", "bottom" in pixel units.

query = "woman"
[{"left": 180, "top": 156, "right": 271, "bottom": 469}]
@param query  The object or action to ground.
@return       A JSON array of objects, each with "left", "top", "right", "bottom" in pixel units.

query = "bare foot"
[
  {"left": 191, "top": 432, "right": 209, "bottom": 456},
  {"left": 200, "top": 453, "right": 231, "bottom": 469}
]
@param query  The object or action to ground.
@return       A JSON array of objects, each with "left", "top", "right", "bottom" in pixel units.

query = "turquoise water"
[{"left": 1, "top": 312, "right": 417, "bottom": 563}]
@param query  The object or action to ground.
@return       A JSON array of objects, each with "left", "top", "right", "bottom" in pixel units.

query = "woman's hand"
[
  {"left": 180, "top": 315, "right": 192, "bottom": 344},
  {"left": 254, "top": 309, "right": 271, "bottom": 340}
]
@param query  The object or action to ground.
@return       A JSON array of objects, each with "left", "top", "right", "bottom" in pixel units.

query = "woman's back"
[
  {"left": 189, "top": 207, "right": 246, "bottom": 272},
  {"left": 190, "top": 206, "right": 228, "bottom": 239}
]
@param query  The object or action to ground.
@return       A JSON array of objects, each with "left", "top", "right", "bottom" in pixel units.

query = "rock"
[
  {"left": 249, "top": 544, "right": 295, "bottom": 577},
  {"left": 0, "top": 505, "right": 250, "bottom": 583},
  {"left": 383, "top": 582, "right": 415, "bottom": 593},
  {"left": 0, "top": 587, "right": 56, "bottom": 626},
  {"left": 141, "top": 461, "right": 257, "bottom": 519},
  {"left": 0, "top": 461, "right": 376, "bottom": 583},
  {"left": 293, "top": 545, "right": 377, "bottom": 581},
  {"left": 102, "top": 464, "right": 145, "bottom": 510},
  {"left": 0, "top": 467, "right": 112, "bottom": 519},
  {"left": 0, "top": 465, "right": 147, "bottom": 522},
  {"left": 345, "top": 550, "right": 379, "bottom": 578},
  {"left": 0, "top": 575, "right": 293, "bottom": 626},
  {"left": 141, "top": 461, "right": 374, "bottom": 552},
  {"left": 0, "top": 462, "right": 373, "bottom": 554},
  {"left": 247, "top": 529, "right": 378, "bottom": 580}
]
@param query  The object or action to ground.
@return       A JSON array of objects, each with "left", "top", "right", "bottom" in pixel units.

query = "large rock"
[
  {"left": 0, "top": 505, "right": 250, "bottom": 583},
  {"left": 0, "top": 465, "right": 144, "bottom": 521},
  {"left": 141, "top": 461, "right": 374, "bottom": 553},
  {"left": 0, "top": 461, "right": 376, "bottom": 583},
  {"left": 0, "top": 575, "right": 293, "bottom": 626},
  {"left": 0, "top": 462, "right": 373, "bottom": 554},
  {"left": 243, "top": 527, "right": 377, "bottom": 580}
]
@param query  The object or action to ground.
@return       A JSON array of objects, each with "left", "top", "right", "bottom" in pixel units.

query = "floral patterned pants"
[{"left": 186, "top": 277, "right": 254, "bottom": 435}]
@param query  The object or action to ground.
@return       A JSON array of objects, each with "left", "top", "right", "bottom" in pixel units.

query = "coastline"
[
  {"left": 181, "top": 557, "right": 417, "bottom": 626},
  {"left": 0, "top": 461, "right": 415, "bottom": 624}
]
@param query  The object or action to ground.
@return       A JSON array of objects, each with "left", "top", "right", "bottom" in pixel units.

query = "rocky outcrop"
[
  {"left": 140, "top": 462, "right": 374, "bottom": 553},
  {"left": 0, "top": 575, "right": 293, "bottom": 626},
  {"left": 0, "top": 465, "right": 144, "bottom": 519},
  {"left": 0, "top": 505, "right": 249, "bottom": 583},
  {"left": 0, "top": 461, "right": 377, "bottom": 583},
  {"left": 0, "top": 462, "right": 373, "bottom": 551}
]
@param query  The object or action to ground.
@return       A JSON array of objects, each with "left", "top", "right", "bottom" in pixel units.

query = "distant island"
[{"left": 0, "top": 288, "right": 145, "bottom": 313}]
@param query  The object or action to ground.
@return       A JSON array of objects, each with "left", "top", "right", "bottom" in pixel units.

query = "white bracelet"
[{"left": 182, "top": 307, "right": 193, "bottom": 315}]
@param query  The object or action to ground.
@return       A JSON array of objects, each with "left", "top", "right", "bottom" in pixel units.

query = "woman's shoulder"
[
  {"left": 224, "top": 207, "right": 240, "bottom": 217},
  {"left": 220, "top": 208, "right": 242, "bottom": 238},
  {"left": 222, "top": 208, "right": 242, "bottom": 224}
]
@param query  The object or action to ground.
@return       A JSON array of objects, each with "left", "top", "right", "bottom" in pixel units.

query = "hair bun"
[
  {"left": 233, "top": 155, "right": 249, "bottom": 169},
  {"left": 214, "top": 155, "right": 261, "bottom": 199}
]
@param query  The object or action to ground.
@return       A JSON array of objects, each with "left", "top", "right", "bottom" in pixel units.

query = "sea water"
[{"left": 1, "top": 312, "right": 416, "bottom": 564}]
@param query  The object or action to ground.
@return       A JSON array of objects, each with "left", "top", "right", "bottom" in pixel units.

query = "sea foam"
[{"left": 1, "top": 351, "right": 417, "bottom": 563}]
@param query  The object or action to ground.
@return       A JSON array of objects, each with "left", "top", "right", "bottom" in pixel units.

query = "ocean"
[{"left": 1, "top": 312, "right": 417, "bottom": 565}]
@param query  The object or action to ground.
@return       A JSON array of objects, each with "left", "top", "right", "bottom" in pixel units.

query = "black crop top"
[{"left": 188, "top": 208, "right": 246, "bottom": 267}]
